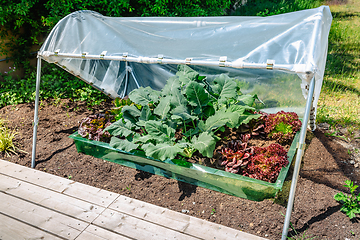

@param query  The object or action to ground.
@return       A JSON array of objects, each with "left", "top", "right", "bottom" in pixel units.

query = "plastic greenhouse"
[{"left": 31, "top": 6, "right": 332, "bottom": 239}]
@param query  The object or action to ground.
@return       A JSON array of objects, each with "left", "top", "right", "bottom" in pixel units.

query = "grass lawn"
[{"left": 317, "top": 0, "right": 360, "bottom": 129}]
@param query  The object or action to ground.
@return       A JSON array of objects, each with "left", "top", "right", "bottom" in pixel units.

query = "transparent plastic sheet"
[
  {"left": 39, "top": 6, "right": 332, "bottom": 117},
  {"left": 69, "top": 131, "right": 300, "bottom": 201}
]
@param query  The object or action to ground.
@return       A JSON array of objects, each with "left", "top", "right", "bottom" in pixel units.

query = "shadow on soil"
[
  {"left": 290, "top": 205, "right": 342, "bottom": 236},
  {"left": 178, "top": 181, "right": 197, "bottom": 201},
  {"left": 55, "top": 126, "right": 78, "bottom": 134},
  {"left": 135, "top": 170, "right": 153, "bottom": 180},
  {"left": 36, "top": 142, "right": 74, "bottom": 165}
]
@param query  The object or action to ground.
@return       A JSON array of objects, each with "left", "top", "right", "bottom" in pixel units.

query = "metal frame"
[
  {"left": 281, "top": 76, "right": 315, "bottom": 239},
  {"left": 42, "top": 50, "right": 312, "bottom": 74},
  {"left": 31, "top": 57, "right": 42, "bottom": 168},
  {"left": 31, "top": 53, "right": 318, "bottom": 240}
]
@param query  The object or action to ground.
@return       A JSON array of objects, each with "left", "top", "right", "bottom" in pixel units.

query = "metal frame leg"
[
  {"left": 281, "top": 76, "right": 316, "bottom": 239},
  {"left": 31, "top": 56, "right": 42, "bottom": 168},
  {"left": 130, "top": 68, "right": 140, "bottom": 88},
  {"left": 122, "top": 63, "right": 140, "bottom": 98},
  {"left": 122, "top": 61, "right": 129, "bottom": 98}
]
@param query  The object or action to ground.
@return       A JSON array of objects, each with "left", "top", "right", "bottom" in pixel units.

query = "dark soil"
[{"left": 1, "top": 99, "right": 360, "bottom": 240}]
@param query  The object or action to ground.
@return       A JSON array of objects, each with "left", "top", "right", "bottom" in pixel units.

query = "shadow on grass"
[
  {"left": 326, "top": 42, "right": 360, "bottom": 79},
  {"left": 322, "top": 78, "right": 360, "bottom": 97}
]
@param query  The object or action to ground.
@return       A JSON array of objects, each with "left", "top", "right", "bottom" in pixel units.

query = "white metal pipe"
[
  {"left": 123, "top": 61, "right": 129, "bottom": 98},
  {"left": 31, "top": 57, "right": 42, "bottom": 168},
  {"left": 281, "top": 76, "right": 315, "bottom": 240},
  {"left": 130, "top": 69, "right": 140, "bottom": 88},
  {"left": 42, "top": 51, "right": 307, "bottom": 73},
  {"left": 306, "top": 15, "right": 321, "bottom": 132}
]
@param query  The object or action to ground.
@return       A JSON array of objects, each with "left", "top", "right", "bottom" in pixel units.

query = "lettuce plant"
[
  {"left": 238, "top": 111, "right": 267, "bottom": 138},
  {"left": 243, "top": 143, "right": 288, "bottom": 183},
  {"left": 78, "top": 113, "right": 115, "bottom": 142},
  {"left": 105, "top": 65, "right": 261, "bottom": 161},
  {"left": 264, "top": 111, "right": 302, "bottom": 144},
  {"left": 218, "top": 133, "right": 289, "bottom": 182},
  {"left": 218, "top": 134, "right": 254, "bottom": 174}
]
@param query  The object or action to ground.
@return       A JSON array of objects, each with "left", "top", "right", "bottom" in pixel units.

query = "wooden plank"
[
  {"left": 62, "top": 182, "right": 119, "bottom": 208},
  {"left": 93, "top": 209, "right": 200, "bottom": 240},
  {"left": 180, "top": 215, "right": 267, "bottom": 240},
  {"left": 0, "top": 174, "right": 105, "bottom": 223},
  {"left": 0, "top": 213, "right": 63, "bottom": 240},
  {"left": 0, "top": 160, "right": 265, "bottom": 240},
  {"left": 109, "top": 196, "right": 191, "bottom": 231},
  {"left": 0, "top": 160, "right": 120, "bottom": 207},
  {"left": 0, "top": 160, "right": 73, "bottom": 192},
  {"left": 0, "top": 192, "right": 88, "bottom": 240},
  {"left": 109, "top": 196, "right": 266, "bottom": 240},
  {"left": 76, "top": 224, "right": 132, "bottom": 240}
]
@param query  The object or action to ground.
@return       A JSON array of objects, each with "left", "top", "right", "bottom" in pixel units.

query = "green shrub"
[
  {"left": 0, "top": 0, "right": 232, "bottom": 75},
  {"left": 0, "top": 119, "right": 19, "bottom": 156},
  {"left": 230, "top": 0, "right": 322, "bottom": 16},
  {"left": 0, "top": 62, "right": 109, "bottom": 108}
]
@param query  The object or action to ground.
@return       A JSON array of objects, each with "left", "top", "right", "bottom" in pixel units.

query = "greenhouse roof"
[{"left": 39, "top": 6, "right": 332, "bottom": 100}]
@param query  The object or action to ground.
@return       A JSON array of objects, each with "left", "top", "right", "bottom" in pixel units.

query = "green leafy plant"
[
  {"left": 0, "top": 119, "right": 22, "bottom": 156},
  {"left": 104, "top": 65, "right": 261, "bottom": 161},
  {"left": 334, "top": 179, "right": 360, "bottom": 219},
  {"left": 264, "top": 111, "right": 302, "bottom": 144},
  {"left": 125, "top": 185, "right": 131, "bottom": 193},
  {"left": 111, "top": 97, "right": 137, "bottom": 121},
  {"left": 324, "top": 130, "right": 349, "bottom": 142}
]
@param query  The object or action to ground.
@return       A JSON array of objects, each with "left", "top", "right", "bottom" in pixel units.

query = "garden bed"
[
  {"left": 71, "top": 65, "right": 305, "bottom": 201},
  {"left": 69, "top": 130, "right": 299, "bottom": 201}
]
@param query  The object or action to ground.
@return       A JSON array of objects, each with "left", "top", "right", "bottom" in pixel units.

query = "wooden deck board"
[
  {"left": 0, "top": 160, "right": 119, "bottom": 208},
  {"left": 76, "top": 224, "right": 133, "bottom": 240},
  {"left": 0, "top": 213, "right": 63, "bottom": 240},
  {"left": 0, "top": 159, "right": 266, "bottom": 240},
  {"left": 109, "top": 195, "right": 262, "bottom": 240},
  {"left": 93, "top": 208, "right": 200, "bottom": 240},
  {"left": 0, "top": 174, "right": 105, "bottom": 223},
  {"left": 0, "top": 193, "right": 88, "bottom": 239},
  {"left": 0, "top": 160, "right": 74, "bottom": 192}
]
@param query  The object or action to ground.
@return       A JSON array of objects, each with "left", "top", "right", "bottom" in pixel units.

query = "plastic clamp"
[
  {"left": 296, "top": 142, "right": 306, "bottom": 151},
  {"left": 54, "top": 49, "right": 60, "bottom": 57},
  {"left": 123, "top": 52, "right": 128, "bottom": 61},
  {"left": 157, "top": 54, "right": 163, "bottom": 64},
  {"left": 185, "top": 58, "right": 192, "bottom": 65},
  {"left": 219, "top": 56, "right": 227, "bottom": 67},
  {"left": 100, "top": 51, "right": 107, "bottom": 60},
  {"left": 81, "top": 52, "right": 88, "bottom": 59},
  {"left": 266, "top": 59, "right": 275, "bottom": 70}
]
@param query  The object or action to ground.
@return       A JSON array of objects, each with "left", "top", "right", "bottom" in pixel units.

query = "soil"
[{"left": 1, "top": 99, "right": 360, "bottom": 240}]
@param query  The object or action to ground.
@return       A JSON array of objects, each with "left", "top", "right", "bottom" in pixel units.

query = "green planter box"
[{"left": 69, "top": 131, "right": 299, "bottom": 201}]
